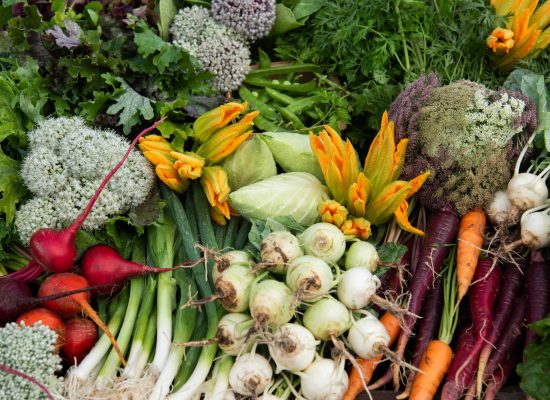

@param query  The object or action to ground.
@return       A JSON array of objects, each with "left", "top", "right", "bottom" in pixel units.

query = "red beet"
[
  {"left": 62, "top": 318, "right": 98, "bottom": 364},
  {"left": 81, "top": 244, "right": 188, "bottom": 290},
  {"left": 38, "top": 273, "right": 126, "bottom": 366}
]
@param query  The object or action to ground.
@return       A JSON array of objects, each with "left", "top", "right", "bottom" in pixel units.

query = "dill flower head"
[
  {"left": 391, "top": 76, "right": 536, "bottom": 215},
  {"left": 196, "top": 34, "right": 251, "bottom": 92},
  {"left": 211, "top": 0, "right": 276, "bottom": 41},
  {"left": 0, "top": 322, "right": 63, "bottom": 400},
  {"left": 16, "top": 117, "right": 155, "bottom": 244}
]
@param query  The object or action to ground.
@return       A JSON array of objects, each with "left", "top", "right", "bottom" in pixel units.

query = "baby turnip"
[
  {"left": 268, "top": 323, "right": 318, "bottom": 373},
  {"left": 229, "top": 353, "right": 273, "bottom": 396},
  {"left": 249, "top": 280, "right": 295, "bottom": 329},
  {"left": 300, "top": 223, "right": 346, "bottom": 264},
  {"left": 213, "top": 250, "right": 253, "bottom": 282},
  {"left": 216, "top": 313, "right": 254, "bottom": 356},
  {"left": 300, "top": 357, "right": 349, "bottom": 400},
  {"left": 347, "top": 312, "right": 390, "bottom": 360},
  {"left": 303, "top": 297, "right": 351, "bottom": 341},
  {"left": 260, "top": 231, "right": 303, "bottom": 274},
  {"left": 337, "top": 267, "right": 380, "bottom": 310},
  {"left": 28, "top": 119, "right": 165, "bottom": 274},
  {"left": 286, "top": 256, "right": 335, "bottom": 301},
  {"left": 519, "top": 205, "right": 550, "bottom": 249},
  {"left": 487, "top": 191, "right": 515, "bottom": 226},
  {"left": 215, "top": 265, "right": 256, "bottom": 313},
  {"left": 344, "top": 241, "right": 380, "bottom": 272},
  {"left": 507, "top": 173, "right": 549, "bottom": 211}
]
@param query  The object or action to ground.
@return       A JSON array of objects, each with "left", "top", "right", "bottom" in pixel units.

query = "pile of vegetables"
[{"left": 0, "top": 1, "right": 549, "bottom": 400}]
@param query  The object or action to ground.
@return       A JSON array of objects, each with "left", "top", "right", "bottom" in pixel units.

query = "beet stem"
[
  {"left": 0, "top": 261, "right": 44, "bottom": 283},
  {"left": 69, "top": 117, "right": 167, "bottom": 235},
  {"left": 0, "top": 363, "right": 54, "bottom": 400},
  {"left": 33, "top": 283, "right": 117, "bottom": 306}
]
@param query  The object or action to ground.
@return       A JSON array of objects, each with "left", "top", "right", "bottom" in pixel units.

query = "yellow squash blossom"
[
  {"left": 311, "top": 111, "right": 429, "bottom": 238},
  {"left": 193, "top": 102, "right": 248, "bottom": 142},
  {"left": 155, "top": 164, "right": 189, "bottom": 194},
  {"left": 319, "top": 200, "right": 349, "bottom": 228},
  {"left": 139, "top": 135, "right": 189, "bottom": 192},
  {"left": 310, "top": 125, "right": 360, "bottom": 204},
  {"left": 196, "top": 111, "right": 258, "bottom": 163},
  {"left": 172, "top": 151, "right": 205, "bottom": 180},
  {"left": 488, "top": 0, "right": 550, "bottom": 69},
  {"left": 341, "top": 217, "right": 371, "bottom": 240},
  {"left": 201, "top": 166, "right": 231, "bottom": 222}
]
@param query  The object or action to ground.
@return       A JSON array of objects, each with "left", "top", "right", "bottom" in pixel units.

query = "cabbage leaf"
[{"left": 229, "top": 172, "right": 329, "bottom": 225}]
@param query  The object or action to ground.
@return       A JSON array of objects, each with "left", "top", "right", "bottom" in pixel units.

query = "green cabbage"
[
  {"left": 222, "top": 135, "right": 277, "bottom": 190},
  {"left": 229, "top": 172, "right": 330, "bottom": 225},
  {"left": 262, "top": 132, "right": 324, "bottom": 182}
]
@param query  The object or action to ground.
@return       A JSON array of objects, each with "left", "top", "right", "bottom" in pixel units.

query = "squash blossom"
[
  {"left": 340, "top": 217, "right": 371, "bottom": 240},
  {"left": 319, "top": 200, "right": 349, "bottom": 228},
  {"left": 139, "top": 135, "right": 189, "bottom": 193},
  {"left": 488, "top": 0, "right": 550, "bottom": 70},
  {"left": 310, "top": 111, "right": 429, "bottom": 238},
  {"left": 201, "top": 166, "right": 231, "bottom": 224},
  {"left": 196, "top": 111, "right": 258, "bottom": 163},
  {"left": 172, "top": 151, "right": 205, "bottom": 180},
  {"left": 193, "top": 102, "right": 248, "bottom": 142}
]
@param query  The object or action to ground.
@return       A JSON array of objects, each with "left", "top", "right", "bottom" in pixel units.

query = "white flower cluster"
[
  {"left": 170, "top": 5, "right": 251, "bottom": 92},
  {"left": 0, "top": 322, "right": 63, "bottom": 400},
  {"left": 16, "top": 117, "right": 155, "bottom": 244},
  {"left": 197, "top": 35, "right": 252, "bottom": 92},
  {"left": 211, "top": 0, "right": 276, "bottom": 41},
  {"left": 465, "top": 90, "right": 526, "bottom": 150}
]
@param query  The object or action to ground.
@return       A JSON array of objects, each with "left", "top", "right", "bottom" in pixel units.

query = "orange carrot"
[
  {"left": 410, "top": 340, "right": 453, "bottom": 400},
  {"left": 343, "top": 312, "right": 401, "bottom": 400},
  {"left": 457, "top": 209, "right": 486, "bottom": 302}
]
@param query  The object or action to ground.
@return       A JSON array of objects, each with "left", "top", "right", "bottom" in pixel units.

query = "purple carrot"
[
  {"left": 525, "top": 250, "right": 550, "bottom": 347},
  {"left": 453, "top": 258, "right": 501, "bottom": 382},
  {"left": 398, "top": 275, "right": 445, "bottom": 396},
  {"left": 441, "top": 325, "right": 478, "bottom": 400},
  {"left": 484, "top": 341, "right": 523, "bottom": 400},
  {"left": 476, "top": 260, "right": 527, "bottom": 392},
  {"left": 484, "top": 296, "right": 527, "bottom": 380},
  {"left": 393, "top": 207, "right": 460, "bottom": 371}
]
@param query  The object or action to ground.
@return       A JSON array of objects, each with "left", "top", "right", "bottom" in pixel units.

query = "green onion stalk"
[
  {"left": 149, "top": 207, "right": 179, "bottom": 375},
  {"left": 163, "top": 185, "right": 220, "bottom": 400},
  {"left": 205, "top": 356, "right": 234, "bottom": 400},
  {"left": 96, "top": 240, "right": 147, "bottom": 384},
  {"left": 122, "top": 274, "right": 157, "bottom": 379},
  {"left": 149, "top": 246, "right": 198, "bottom": 400},
  {"left": 69, "top": 288, "right": 130, "bottom": 383}
]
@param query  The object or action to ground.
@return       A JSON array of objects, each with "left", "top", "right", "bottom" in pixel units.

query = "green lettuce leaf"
[
  {"left": 107, "top": 78, "right": 155, "bottom": 134},
  {"left": 518, "top": 340, "right": 550, "bottom": 400},
  {"left": 0, "top": 150, "right": 27, "bottom": 224}
]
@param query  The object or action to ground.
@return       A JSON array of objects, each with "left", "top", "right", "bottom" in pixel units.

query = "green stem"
[{"left": 439, "top": 246, "right": 459, "bottom": 344}]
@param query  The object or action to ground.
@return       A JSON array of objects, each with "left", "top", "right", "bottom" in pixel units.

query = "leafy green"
[
  {"left": 0, "top": 150, "right": 27, "bottom": 225},
  {"left": 274, "top": 0, "right": 550, "bottom": 140},
  {"left": 377, "top": 242, "right": 407, "bottom": 264},
  {"left": 107, "top": 77, "right": 155, "bottom": 133},
  {"left": 157, "top": 0, "right": 184, "bottom": 40},
  {"left": 518, "top": 339, "right": 550, "bottom": 400}
]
